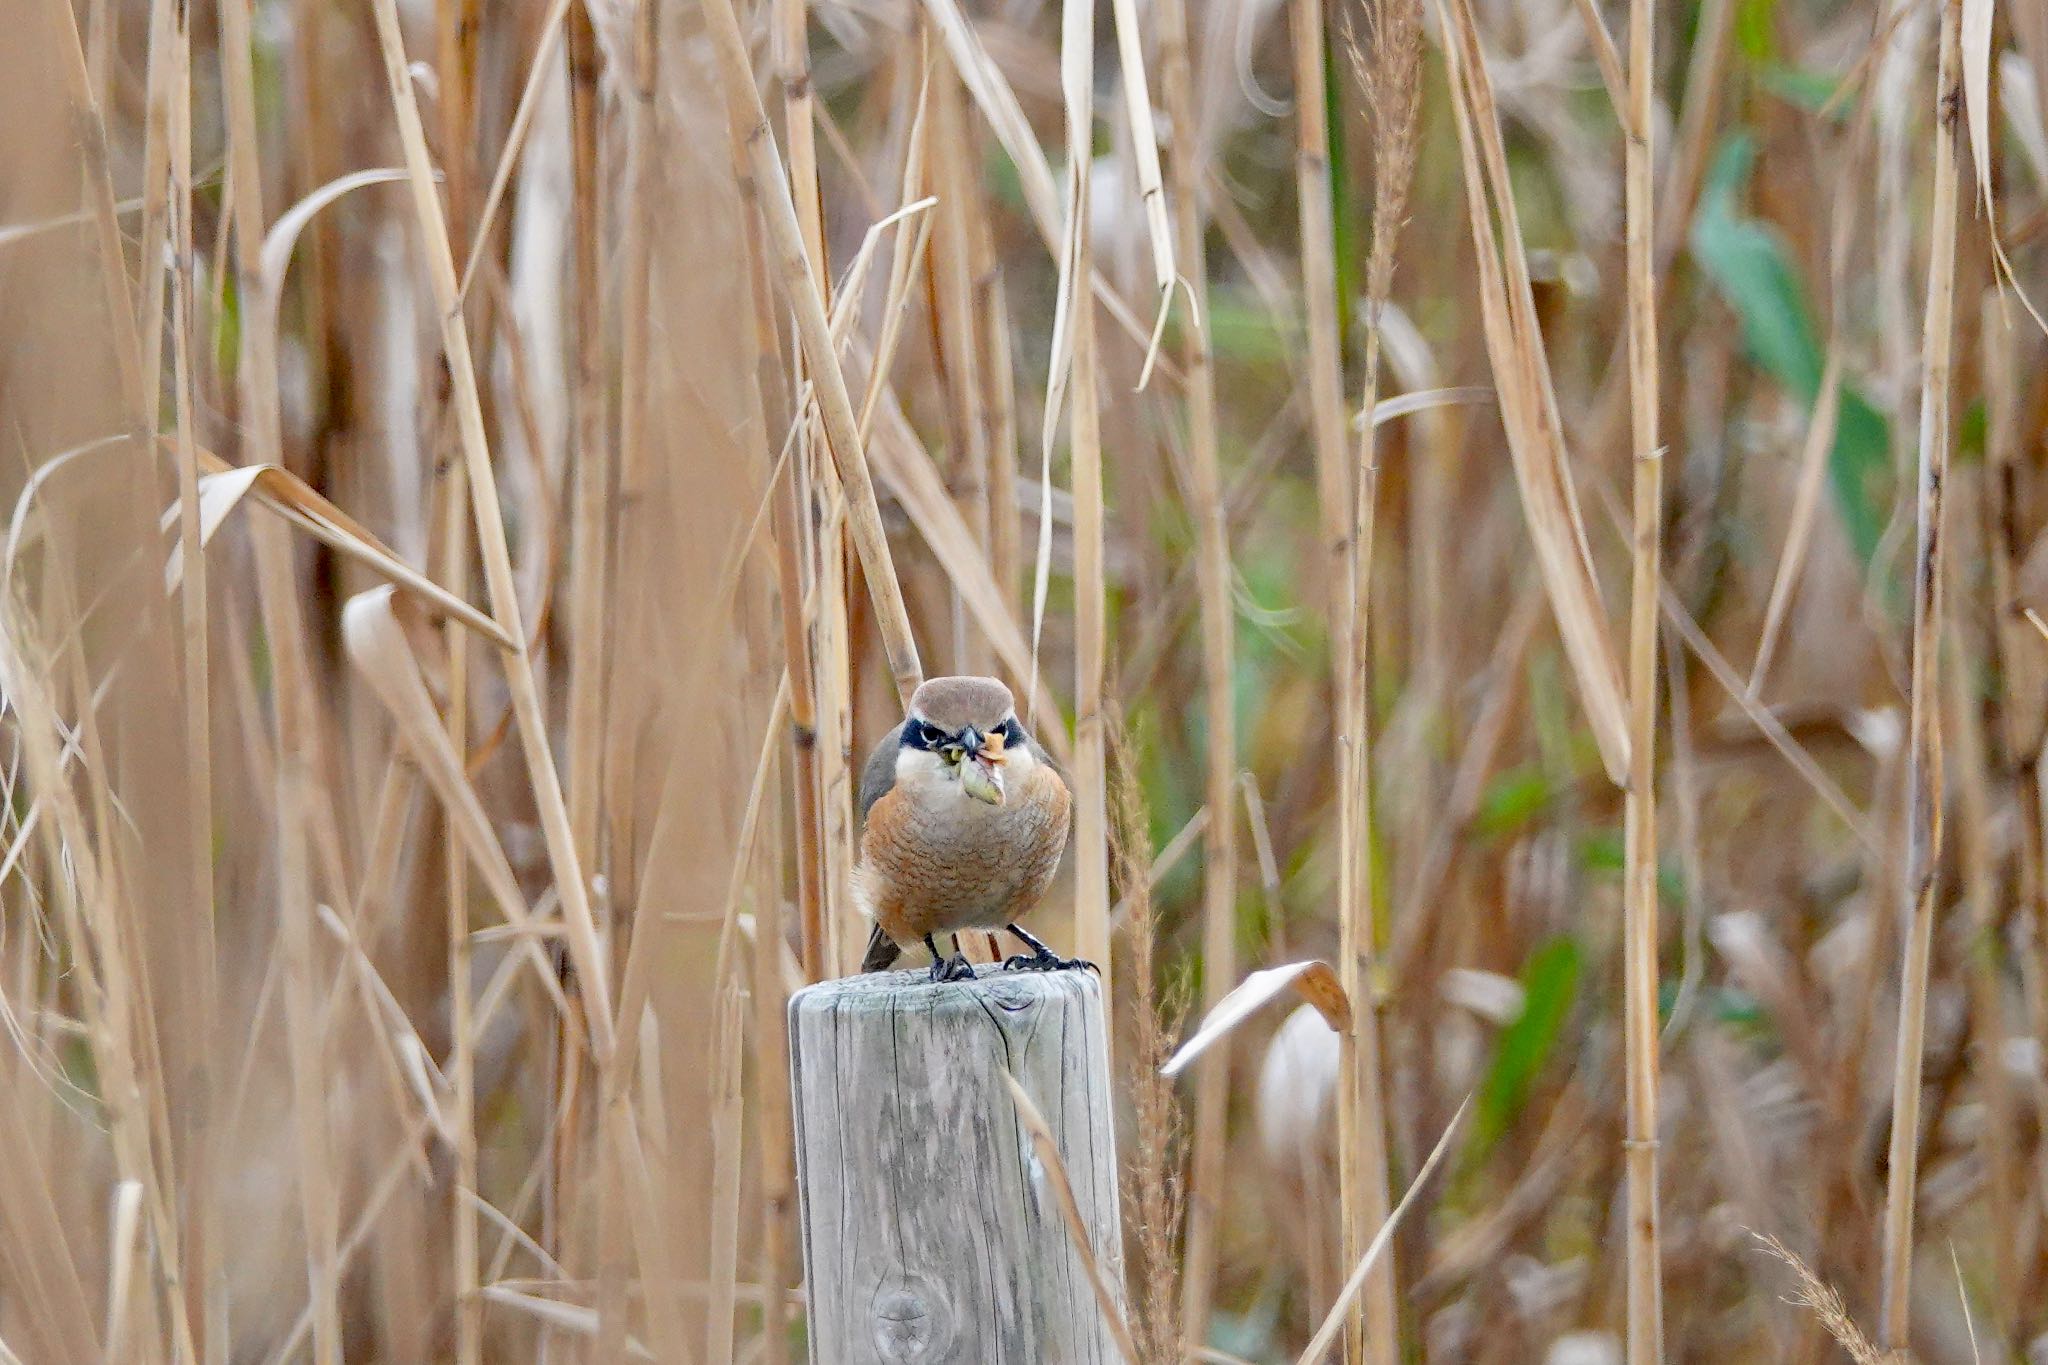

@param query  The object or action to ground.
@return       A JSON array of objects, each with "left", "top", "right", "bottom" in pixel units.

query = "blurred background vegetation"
[{"left": 0, "top": 0, "right": 2042, "bottom": 1355}]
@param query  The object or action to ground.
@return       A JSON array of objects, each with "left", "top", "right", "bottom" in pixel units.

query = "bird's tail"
[{"left": 860, "top": 923, "right": 903, "bottom": 973}]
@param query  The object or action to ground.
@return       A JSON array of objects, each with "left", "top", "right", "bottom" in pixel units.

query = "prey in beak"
[{"left": 953, "top": 725, "right": 1007, "bottom": 806}]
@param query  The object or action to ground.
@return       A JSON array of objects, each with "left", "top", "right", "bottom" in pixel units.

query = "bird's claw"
[
  {"left": 929, "top": 954, "right": 978, "bottom": 984},
  {"left": 1002, "top": 948, "right": 1097, "bottom": 975}
]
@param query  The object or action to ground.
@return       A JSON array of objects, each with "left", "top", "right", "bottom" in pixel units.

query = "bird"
[{"left": 854, "top": 675, "right": 1083, "bottom": 983}]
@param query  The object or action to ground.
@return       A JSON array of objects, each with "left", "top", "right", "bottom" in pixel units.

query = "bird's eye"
[{"left": 1000, "top": 719, "right": 1026, "bottom": 747}]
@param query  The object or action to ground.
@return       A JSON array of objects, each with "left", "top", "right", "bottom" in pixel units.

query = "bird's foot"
[
  {"left": 928, "top": 953, "right": 978, "bottom": 984},
  {"left": 1002, "top": 947, "right": 1098, "bottom": 975}
]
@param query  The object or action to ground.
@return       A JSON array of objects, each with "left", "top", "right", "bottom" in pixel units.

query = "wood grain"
[{"left": 789, "top": 965, "right": 1125, "bottom": 1363}]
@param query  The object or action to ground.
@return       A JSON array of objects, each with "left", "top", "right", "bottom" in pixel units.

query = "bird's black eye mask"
[
  {"left": 902, "top": 717, "right": 1027, "bottom": 752},
  {"left": 901, "top": 720, "right": 949, "bottom": 751}
]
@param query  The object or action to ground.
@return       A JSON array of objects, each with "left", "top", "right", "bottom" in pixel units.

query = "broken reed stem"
[
  {"left": 1879, "top": 0, "right": 1962, "bottom": 1343},
  {"left": 1620, "top": 0, "right": 1665, "bottom": 1348},
  {"left": 1155, "top": 0, "right": 1235, "bottom": 1338},
  {"left": 701, "top": 0, "right": 925, "bottom": 707}
]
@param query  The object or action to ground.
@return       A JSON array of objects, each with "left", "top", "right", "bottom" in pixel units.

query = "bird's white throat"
[{"left": 894, "top": 741, "right": 1037, "bottom": 799}]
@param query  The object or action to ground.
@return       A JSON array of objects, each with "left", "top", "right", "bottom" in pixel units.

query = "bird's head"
[{"left": 899, "top": 676, "right": 1036, "bottom": 806}]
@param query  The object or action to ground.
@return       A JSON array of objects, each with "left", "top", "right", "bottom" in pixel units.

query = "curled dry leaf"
[
  {"left": 1163, "top": 960, "right": 1353, "bottom": 1078},
  {"left": 162, "top": 446, "right": 510, "bottom": 647},
  {"left": 340, "top": 587, "right": 568, "bottom": 1018}
]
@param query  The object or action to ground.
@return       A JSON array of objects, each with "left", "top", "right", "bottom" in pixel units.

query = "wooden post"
[{"left": 789, "top": 965, "right": 1126, "bottom": 1363}]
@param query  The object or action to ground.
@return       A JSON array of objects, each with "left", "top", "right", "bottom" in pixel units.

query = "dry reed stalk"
[
  {"left": 1619, "top": 0, "right": 1665, "bottom": 1347},
  {"left": 700, "top": 0, "right": 925, "bottom": 706},
  {"left": 774, "top": 433, "right": 829, "bottom": 985},
  {"left": 564, "top": 0, "right": 607, "bottom": 893},
  {"left": 1879, "top": 0, "right": 1963, "bottom": 1338},
  {"left": 910, "top": 0, "right": 1178, "bottom": 372},
  {"left": 1003, "top": 1073, "right": 1143, "bottom": 1363},
  {"left": 1978, "top": 292, "right": 2029, "bottom": 1331},
  {"left": 134, "top": 0, "right": 169, "bottom": 415},
  {"left": 598, "top": 50, "right": 660, "bottom": 1316},
  {"left": 0, "top": 602, "right": 177, "bottom": 1364},
  {"left": 867, "top": 403, "right": 1073, "bottom": 743},
  {"left": 1945, "top": 598, "right": 2016, "bottom": 1334},
  {"left": 773, "top": 0, "right": 831, "bottom": 989},
  {"left": 558, "top": 13, "right": 608, "bottom": 1322},
  {"left": 1103, "top": 0, "right": 1177, "bottom": 379},
  {"left": 977, "top": 234, "right": 1023, "bottom": 607},
  {"left": 1435, "top": 0, "right": 1632, "bottom": 786},
  {"left": 363, "top": 6, "right": 670, "bottom": 1353},
  {"left": 364, "top": 0, "right": 614, "bottom": 1044},
  {"left": 1154, "top": 0, "right": 1236, "bottom": 1335},
  {"left": 34, "top": 45, "right": 208, "bottom": 1340},
  {"left": 41, "top": 0, "right": 143, "bottom": 422},
  {"left": 1296, "top": 1100, "right": 1468, "bottom": 1364},
  {"left": 750, "top": 765, "right": 797, "bottom": 1365},
  {"left": 925, "top": 53, "right": 993, "bottom": 668},
  {"left": 1048, "top": 0, "right": 1112, "bottom": 986},
  {"left": 814, "top": 472, "right": 857, "bottom": 978},
  {"left": 162, "top": 4, "right": 219, "bottom": 1344},
  {"left": 705, "top": 978, "right": 745, "bottom": 1364},
  {"left": 1750, "top": 92, "right": 1871, "bottom": 700},
  {"left": 777, "top": 0, "right": 827, "bottom": 290},
  {"left": 432, "top": 9, "right": 484, "bottom": 1358},
  {"left": 1748, "top": 350, "right": 1845, "bottom": 697},
  {"left": 212, "top": 0, "right": 344, "bottom": 1349},
  {"left": 1331, "top": 0, "right": 1426, "bottom": 1354},
  {"left": 1290, "top": 0, "right": 1388, "bottom": 1354}
]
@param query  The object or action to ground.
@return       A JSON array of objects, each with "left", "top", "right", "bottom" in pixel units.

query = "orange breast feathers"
[{"left": 858, "top": 762, "right": 1071, "bottom": 947}]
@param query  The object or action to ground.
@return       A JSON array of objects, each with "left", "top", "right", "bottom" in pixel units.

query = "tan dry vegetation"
[{"left": 0, "top": 0, "right": 2044, "bottom": 1356}]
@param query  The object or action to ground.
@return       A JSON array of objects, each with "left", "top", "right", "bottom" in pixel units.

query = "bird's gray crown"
[{"left": 907, "top": 675, "right": 1015, "bottom": 732}]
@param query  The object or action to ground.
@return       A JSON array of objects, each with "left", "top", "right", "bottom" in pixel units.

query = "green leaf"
[
  {"left": 1760, "top": 64, "right": 1847, "bottom": 118},
  {"left": 1734, "top": 0, "right": 1778, "bottom": 61},
  {"left": 1472, "top": 937, "right": 1582, "bottom": 1157},
  {"left": 1690, "top": 135, "right": 1890, "bottom": 563},
  {"left": 1474, "top": 764, "right": 1553, "bottom": 840}
]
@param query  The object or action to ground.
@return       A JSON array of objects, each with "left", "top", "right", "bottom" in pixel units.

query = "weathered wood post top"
[{"left": 788, "top": 964, "right": 1125, "bottom": 1364}]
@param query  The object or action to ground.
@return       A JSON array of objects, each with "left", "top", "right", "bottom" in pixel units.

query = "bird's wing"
[
  {"left": 1029, "top": 734, "right": 1068, "bottom": 788},
  {"left": 858, "top": 722, "right": 906, "bottom": 825}
]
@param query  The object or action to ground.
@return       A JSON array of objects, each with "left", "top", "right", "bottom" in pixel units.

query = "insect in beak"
[{"left": 954, "top": 727, "right": 1006, "bottom": 805}]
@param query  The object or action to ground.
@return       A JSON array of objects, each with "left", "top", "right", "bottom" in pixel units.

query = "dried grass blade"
[
  {"left": 1879, "top": 0, "right": 1965, "bottom": 1340},
  {"left": 1001, "top": 1072, "right": 1140, "bottom": 1363},
  {"left": 1436, "top": 0, "right": 1631, "bottom": 783},
  {"left": 699, "top": 0, "right": 925, "bottom": 703},
  {"left": 161, "top": 452, "right": 509, "bottom": 646},
  {"left": 339, "top": 588, "right": 569, "bottom": 1017},
  {"left": 1296, "top": 1099, "right": 1470, "bottom": 1364},
  {"left": 1748, "top": 348, "right": 1844, "bottom": 698}
]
